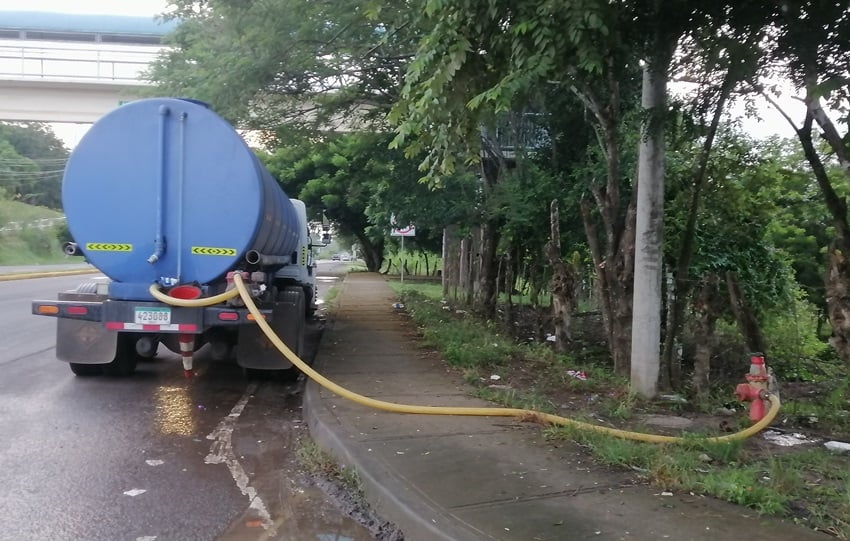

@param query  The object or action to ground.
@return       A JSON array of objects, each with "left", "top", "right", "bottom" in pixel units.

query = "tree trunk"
[
  {"left": 461, "top": 231, "right": 475, "bottom": 305},
  {"left": 825, "top": 241, "right": 850, "bottom": 362},
  {"left": 529, "top": 259, "right": 541, "bottom": 308},
  {"left": 474, "top": 220, "right": 499, "bottom": 319},
  {"left": 792, "top": 107, "right": 850, "bottom": 363},
  {"left": 581, "top": 192, "right": 636, "bottom": 375},
  {"left": 726, "top": 271, "right": 767, "bottom": 355},
  {"left": 442, "top": 226, "right": 460, "bottom": 299},
  {"left": 473, "top": 157, "right": 501, "bottom": 319},
  {"left": 546, "top": 200, "right": 576, "bottom": 353},
  {"left": 691, "top": 273, "right": 720, "bottom": 399},
  {"left": 806, "top": 88, "right": 850, "bottom": 179},
  {"left": 503, "top": 248, "right": 514, "bottom": 329},
  {"left": 356, "top": 232, "right": 383, "bottom": 272}
]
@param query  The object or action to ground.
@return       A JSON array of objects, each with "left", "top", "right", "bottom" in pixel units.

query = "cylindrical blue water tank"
[{"left": 62, "top": 98, "right": 300, "bottom": 287}]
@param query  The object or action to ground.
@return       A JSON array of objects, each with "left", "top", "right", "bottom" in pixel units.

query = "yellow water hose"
[
  {"left": 150, "top": 277, "right": 780, "bottom": 443},
  {"left": 149, "top": 283, "right": 240, "bottom": 307},
  {"left": 226, "top": 274, "right": 779, "bottom": 444}
]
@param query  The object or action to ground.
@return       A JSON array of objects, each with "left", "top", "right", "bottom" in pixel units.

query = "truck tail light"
[
  {"left": 218, "top": 312, "right": 239, "bottom": 321},
  {"left": 36, "top": 305, "right": 60, "bottom": 315},
  {"left": 66, "top": 306, "right": 88, "bottom": 315},
  {"left": 246, "top": 313, "right": 266, "bottom": 321}
]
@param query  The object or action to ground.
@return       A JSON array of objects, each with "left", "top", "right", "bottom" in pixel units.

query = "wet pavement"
[{"left": 0, "top": 267, "right": 378, "bottom": 541}]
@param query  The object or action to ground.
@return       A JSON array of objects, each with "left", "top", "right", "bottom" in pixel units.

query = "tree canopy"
[
  {"left": 149, "top": 0, "right": 850, "bottom": 393},
  {"left": 0, "top": 122, "right": 68, "bottom": 209}
]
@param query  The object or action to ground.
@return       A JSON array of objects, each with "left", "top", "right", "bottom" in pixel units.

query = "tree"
[
  {"left": 149, "top": 0, "right": 419, "bottom": 132},
  {"left": 0, "top": 122, "right": 68, "bottom": 209},
  {"left": 390, "top": 0, "right": 648, "bottom": 372},
  {"left": 667, "top": 131, "right": 795, "bottom": 396},
  {"left": 658, "top": 3, "right": 778, "bottom": 388},
  {"left": 261, "top": 131, "right": 476, "bottom": 271},
  {"left": 760, "top": 0, "right": 850, "bottom": 363},
  {"left": 149, "top": 0, "right": 433, "bottom": 272}
]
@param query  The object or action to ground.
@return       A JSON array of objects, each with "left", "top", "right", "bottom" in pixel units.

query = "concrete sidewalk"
[{"left": 304, "top": 273, "right": 829, "bottom": 541}]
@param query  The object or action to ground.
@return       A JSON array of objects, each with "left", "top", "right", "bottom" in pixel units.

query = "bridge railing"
[{"left": 0, "top": 40, "right": 161, "bottom": 85}]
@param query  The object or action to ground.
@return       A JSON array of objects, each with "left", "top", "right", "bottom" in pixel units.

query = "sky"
[{"left": 0, "top": 0, "right": 170, "bottom": 16}]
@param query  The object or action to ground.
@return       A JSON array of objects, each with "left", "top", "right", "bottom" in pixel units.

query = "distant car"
[
  {"left": 331, "top": 254, "right": 341, "bottom": 261},
  {"left": 341, "top": 254, "right": 351, "bottom": 261}
]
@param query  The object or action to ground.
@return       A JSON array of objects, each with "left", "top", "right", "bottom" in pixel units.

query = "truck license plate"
[{"left": 134, "top": 307, "right": 171, "bottom": 325}]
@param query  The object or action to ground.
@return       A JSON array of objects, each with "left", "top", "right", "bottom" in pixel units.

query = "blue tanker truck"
[{"left": 32, "top": 98, "right": 319, "bottom": 378}]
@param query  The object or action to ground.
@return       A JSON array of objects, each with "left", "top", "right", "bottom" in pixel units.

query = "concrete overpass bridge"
[{"left": 0, "top": 11, "right": 176, "bottom": 123}]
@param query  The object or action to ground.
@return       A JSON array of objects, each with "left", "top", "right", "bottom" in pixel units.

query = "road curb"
[
  {"left": 0, "top": 268, "right": 99, "bottom": 282},
  {"left": 303, "top": 372, "right": 484, "bottom": 541}
]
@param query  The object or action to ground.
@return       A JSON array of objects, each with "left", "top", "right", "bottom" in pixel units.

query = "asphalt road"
[{"left": 0, "top": 262, "right": 373, "bottom": 541}]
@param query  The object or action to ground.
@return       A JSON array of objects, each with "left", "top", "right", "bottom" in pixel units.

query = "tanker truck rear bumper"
[
  {"left": 32, "top": 292, "right": 295, "bottom": 373},
  {"left": 32, "top": 298, "right": 273, "bottom": 331}
]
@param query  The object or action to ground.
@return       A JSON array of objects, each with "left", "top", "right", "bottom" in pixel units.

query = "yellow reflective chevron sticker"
[
  {"left": 191, "top": 246, "right": 237, "bottom": 256},
  {"left": 85, "top": 243, "right": 132, "bottom": 252}
]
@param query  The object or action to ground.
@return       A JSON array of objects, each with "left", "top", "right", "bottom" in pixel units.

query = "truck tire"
[
  {"left": 69, "top": 363, "right": 102, "bottom": 376},
  {"left": 305, "top": 286, "right": 317, "bottom": 318},
  {"left": 102, "top": 333, "right": 140, "bottom": 377}
]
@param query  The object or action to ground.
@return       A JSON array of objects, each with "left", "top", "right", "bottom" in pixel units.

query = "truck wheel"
[
  {"left": 305, "top": 286, "right": 317, "bottom": 318},
  {"left": 242, "top": 366, "right": 298, "bottom": 382},
  {"left": 102, "top": 333, "right": 139, "bottom": 377},
  {"left": 69, "top": 363, "right": 102, "bottom": 376}
]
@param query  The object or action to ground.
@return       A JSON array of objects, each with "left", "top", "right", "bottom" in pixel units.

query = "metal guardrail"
[{"left": 0, "top": 42, "right": 159, "bottom": 84}]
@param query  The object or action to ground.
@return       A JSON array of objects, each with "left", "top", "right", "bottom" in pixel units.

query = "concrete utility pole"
[{"left": 630, "top": 60, "right": 668, "bottom": 399}]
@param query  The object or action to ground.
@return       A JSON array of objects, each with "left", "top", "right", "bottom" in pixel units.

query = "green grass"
[
  {"left": 296, "top": 438, "right": 362, "bottom": 494},
  {"left": 388, "top": 280, "right": 850, "bottom": 537},
  {"left": 391, "top": 286, "right": 524, "bottom": 368},
  {"left": 0, "top": 199, "right": 62, "bottom": 224},
  {"left": 323, "top": 284, "right": 341, "bottom": 309},
  {"left": 545, "top": 424, "right": 849, "bottom": 533},
  {"left": 0, "top": 200, "right": 68, "bottom": 265},
  {"left": 346, "top": 262, "right": 368, "bottom": 272}
]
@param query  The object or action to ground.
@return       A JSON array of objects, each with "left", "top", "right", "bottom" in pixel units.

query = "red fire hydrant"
[{"left": 735, "top": 353, "right": 770, "bottom": 423}]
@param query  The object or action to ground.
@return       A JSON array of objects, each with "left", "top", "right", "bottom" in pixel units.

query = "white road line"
[{"left": 204, "top": 382, "right": 276, "bottom": 534}]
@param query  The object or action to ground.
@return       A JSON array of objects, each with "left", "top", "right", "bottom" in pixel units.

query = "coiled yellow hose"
[{"left": 149, "top": 283, "right": 240, "bottom": 307}]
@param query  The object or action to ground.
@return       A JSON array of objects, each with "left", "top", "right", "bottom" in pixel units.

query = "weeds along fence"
[{"left": 381, "top": 250, "right": 441, "bottom": 280}]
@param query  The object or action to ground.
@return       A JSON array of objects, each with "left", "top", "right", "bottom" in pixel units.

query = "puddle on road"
[
  {"left": 213, "top": 381, "right": 397, "bottom": 541},
  {"left": 146, "top": 308, "right": 400, "bottom": 541},
  {"left": 216, "top": 484, "right": 374, "bottom": 541}
]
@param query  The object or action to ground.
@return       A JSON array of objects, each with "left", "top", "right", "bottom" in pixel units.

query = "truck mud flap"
[
  {"left": 235, "top": 289, "right": 303, "bottom": 370},
  {"left": 235, "top": 325, "right": 293, "bottom": 370},
  {"left": 56, "top": 318, "right": 117, "bottom": 364}
]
